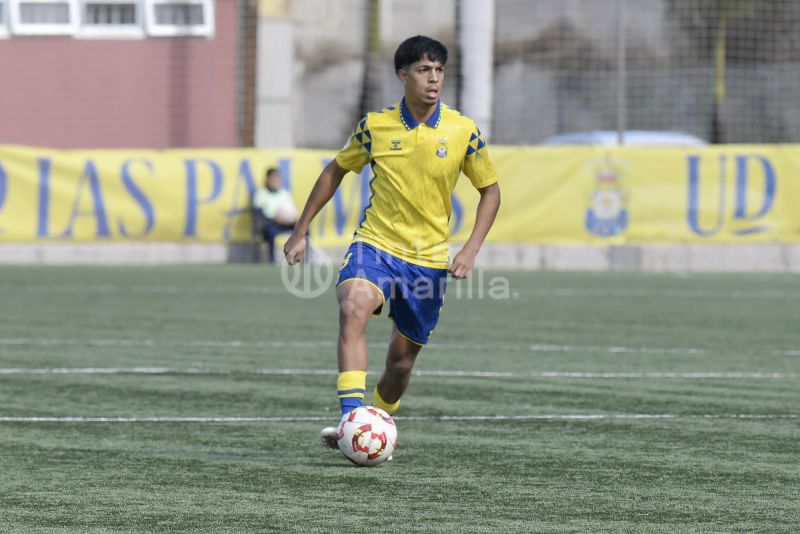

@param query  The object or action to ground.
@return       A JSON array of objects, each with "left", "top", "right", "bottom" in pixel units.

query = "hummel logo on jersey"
[{"left": 390, "top": 139, "right": 402, "bottom": 151}]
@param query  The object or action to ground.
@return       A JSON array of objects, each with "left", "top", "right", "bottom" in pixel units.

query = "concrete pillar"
[
  {"left": 256, "top": 0, "right": 294, "bottom": 147},
  {"left": 458, "top": 0, "right": 495, "bottom": 138}
]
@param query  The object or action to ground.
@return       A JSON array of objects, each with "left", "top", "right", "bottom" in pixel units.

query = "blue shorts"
[{"left": 336, "top": 242, "right": 448, "bottom": 345}]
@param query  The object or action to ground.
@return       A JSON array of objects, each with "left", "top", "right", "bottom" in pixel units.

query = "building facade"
[{"left": 0, "top": 0, "right": 241, "bottom": 148}]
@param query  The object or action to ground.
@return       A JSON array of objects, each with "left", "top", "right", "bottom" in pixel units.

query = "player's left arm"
[{"left": 449, "top": 182, "right": 501, "bottom": 279}]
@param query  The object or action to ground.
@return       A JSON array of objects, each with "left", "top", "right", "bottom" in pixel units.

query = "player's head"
[
  {"left": 265, "top": 167, "right": 282, "bottom": 191},
  {"left": 394, "top": 36, "right": 447, "bottom": 106}
]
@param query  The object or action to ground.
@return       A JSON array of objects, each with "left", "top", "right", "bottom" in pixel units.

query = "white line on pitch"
[
  {"left": 415, "top": 370, "right": 799, "bottom": 379},
  {"left": 0, "top": 367, "right": 331, "bottom": 376},
  {"left": 0, "top": 414, "right": 797, "bottom": 423},
  {"left": 0, "top": 368, "right": 796, "bottom": 379},
  {"left": 522, "top": 288, "right": 800, "bottom": 299},
  {"left": 523, "top": 344, "right": 708, "bottom": 355},
  {"left": 0, "top": 284, "right": 290, "bottom": 295},
  {"left": 5, "top": 283, "right": 799, "bottom": 299},
  {"left": 1, "top": 337, "right": 797, "bottom": 357},
  {"left": 400, "top": 414, "right": 800, "bottom": 421},
  {"left": 0, "top": 338, "right": 337, "bottom": 349}
]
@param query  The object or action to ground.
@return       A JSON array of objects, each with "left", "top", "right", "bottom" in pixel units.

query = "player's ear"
[{"left": 397, "top": 69, "right": 407, "bottom": 85}]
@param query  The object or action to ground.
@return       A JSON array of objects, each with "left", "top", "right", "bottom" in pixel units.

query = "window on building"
[
  {"left": 6, "top": 0, "right": 216, "bottom": 37},
  {"left": 9, "top": 0, "right": 78, "bottom": 35},
  {"left": 0, "top": 1, "right": 9, "bottom": 37},
  {"left": 86, "top": 2, "right": 135, "bottom": 24},
  {"left": 145, "top": 0, "right": 213, "bottom": 37},
  {"left": 79, "top": 0, "right": 141, "bottom": 37}
]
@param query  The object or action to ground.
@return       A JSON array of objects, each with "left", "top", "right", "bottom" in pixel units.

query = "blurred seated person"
[{"left": 252, "top": 167, "right": 298, "bottom": 263}]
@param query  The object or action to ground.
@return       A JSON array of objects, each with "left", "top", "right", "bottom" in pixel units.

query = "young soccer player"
[{"left": 282, "top": 35, "right": 501, "bottom": 450}]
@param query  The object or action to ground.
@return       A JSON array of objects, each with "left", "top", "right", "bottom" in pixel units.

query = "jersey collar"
[{"left": 400, "top": 98, "right": 442, "bottom": 130}]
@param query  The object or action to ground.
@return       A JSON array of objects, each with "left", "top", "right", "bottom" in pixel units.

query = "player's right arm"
[
  {"left": 283, "top": 159, "right": 349, "bottom": 265},
  {"left": 284, "top": 116, "right": 371, "bottom": 264}
]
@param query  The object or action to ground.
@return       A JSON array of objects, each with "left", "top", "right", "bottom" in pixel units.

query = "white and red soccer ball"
[{"left": 337, "top": 406, "right": 398, "bottom": 466}]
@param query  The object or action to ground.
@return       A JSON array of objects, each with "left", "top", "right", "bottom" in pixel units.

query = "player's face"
[{"left": 400, "top": 56, "right": 444, "bottom": 106}]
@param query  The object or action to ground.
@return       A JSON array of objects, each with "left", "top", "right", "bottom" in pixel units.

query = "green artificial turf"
[{"left": 0, "top": 265, "right": 798, "bottom": 532}]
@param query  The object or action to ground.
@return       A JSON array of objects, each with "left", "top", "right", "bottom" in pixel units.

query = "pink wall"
[{"left": 0, "top": 2, "right": 238, "bottom": 149}]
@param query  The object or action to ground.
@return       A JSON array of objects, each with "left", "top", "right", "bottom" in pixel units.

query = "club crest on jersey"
[{"left": 436, "top": 145, "right": 448, "bottom": 158}]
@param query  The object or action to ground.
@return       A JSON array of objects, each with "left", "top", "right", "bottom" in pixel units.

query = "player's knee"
[{"left": 339, "top": 298, "right": 369, "bottom": 326}]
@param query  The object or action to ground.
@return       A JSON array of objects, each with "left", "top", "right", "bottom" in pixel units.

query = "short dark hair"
[
  {"left": 394, "top": 35, "right": 448, "bottom": 74},
  {"left": 266, "top": 167, "right": 280, "bottom": 179}
]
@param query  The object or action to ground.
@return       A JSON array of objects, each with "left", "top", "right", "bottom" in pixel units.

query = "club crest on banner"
[{"left": 585, "top": 157, "right": 629, "bottom": 237}]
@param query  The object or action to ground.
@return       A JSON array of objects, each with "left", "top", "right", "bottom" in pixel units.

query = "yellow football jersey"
[{"left": 335, "top": 99, "right": 499, "bottom": 269}]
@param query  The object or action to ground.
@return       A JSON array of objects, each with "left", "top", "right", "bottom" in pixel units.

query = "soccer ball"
[{"left": 337, "top": 406, "right": 397, "bottom": 466}]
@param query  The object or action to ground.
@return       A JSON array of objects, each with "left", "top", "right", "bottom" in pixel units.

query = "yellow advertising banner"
[{"left": 0, "top": 144, "right": 799, "bottom": 245}]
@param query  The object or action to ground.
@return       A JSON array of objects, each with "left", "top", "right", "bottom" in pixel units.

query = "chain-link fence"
[
  {"left": 1, "top": 0, "right": 798, "bottom": 148},
  {"left": 493, "top": 0, "right": 800, "bottom": 145},
  {"left": 282, "top": 0, "right": 800, "bottom": 148}
]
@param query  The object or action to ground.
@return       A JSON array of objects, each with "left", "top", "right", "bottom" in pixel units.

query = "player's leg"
[
  {"left": 321, "top": 243, "right": 390, "bottom": 450},
  {"left": 372, "top": 262, "right": 448, "bottom": 415},
  {"left": 320, "top": 279, "right": 383, "bottom": 450},
  {"left": 373, "top": 325, "right": 423, "bottom": 414},
  {"left": 335, "top": 279, "right": 384, "bottom": 414}
]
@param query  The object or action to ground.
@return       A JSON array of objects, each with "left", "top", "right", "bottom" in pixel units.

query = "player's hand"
[
  {"left": 449, "top": 247, "right": 477, "bottom": 279},
  {"left": 283, "top": 230, "right": 307, "bottom": 265}
]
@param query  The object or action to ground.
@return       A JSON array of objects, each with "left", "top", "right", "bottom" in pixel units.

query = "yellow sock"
[
  {"left": 373, "top": 386, "right": 401, "bottom": 415},
  {"left": 337, "top": 370, "right": 367, "bottom": 415}
]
